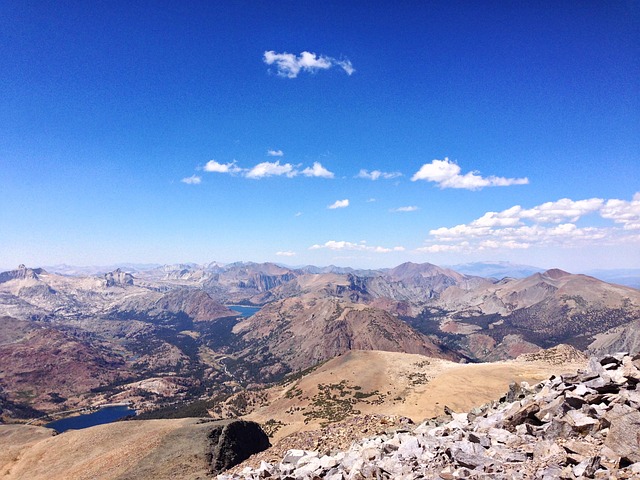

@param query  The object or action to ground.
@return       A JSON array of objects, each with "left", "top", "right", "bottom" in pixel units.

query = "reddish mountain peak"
[{"left": 542, "top": 268, "right": 572, "bottom": 280}]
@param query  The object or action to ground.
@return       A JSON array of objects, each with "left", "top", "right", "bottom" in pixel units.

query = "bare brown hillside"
[
  {"left": 0, "top": 418, "right": 266, "bottom": 480},
  {"left": 239, "top": 347, "right": 587, "bottom": 441}
]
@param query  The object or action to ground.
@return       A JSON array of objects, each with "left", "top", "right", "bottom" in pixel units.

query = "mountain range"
[
  {"left": 1, "top": 261, "right": 639, "bottom": 424},
  {"left": 30, "top": 260, "right": 640, "bottom": 288}
]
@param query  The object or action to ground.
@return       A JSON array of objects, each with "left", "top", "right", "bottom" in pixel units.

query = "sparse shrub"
[{"left": 262, "top": 418, "right": 286, "bottom": 436}]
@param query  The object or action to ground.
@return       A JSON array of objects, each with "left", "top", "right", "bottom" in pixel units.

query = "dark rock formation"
[
  {"left": 207, "top": 420, "right": 270, "bottom": 474},
  {"left": 240, "top": 273, "right": 297, "bottom": 292},
  {"left": 104, "top": 268, "right": 134, "bottom": 287}
]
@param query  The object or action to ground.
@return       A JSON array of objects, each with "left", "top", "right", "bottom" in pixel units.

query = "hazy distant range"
[{"left": 32, "top": 261, "right": 640, "bottom": 289}]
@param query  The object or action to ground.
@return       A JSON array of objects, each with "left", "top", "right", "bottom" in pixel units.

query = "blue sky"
[{"left": 1, "top": 1, "right": 639, "bottom": 272}]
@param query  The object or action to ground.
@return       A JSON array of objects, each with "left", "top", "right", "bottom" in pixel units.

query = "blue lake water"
[
  {"left": 45, "top": 406, "right": 136, "bottom": 433},
  {"left": 228, "top": 305, "right": 261, "bottom": 317}
]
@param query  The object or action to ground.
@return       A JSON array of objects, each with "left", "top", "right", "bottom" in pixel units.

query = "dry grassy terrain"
[
  {"left": 243, "top": 347, "right": 586, "bottom": 441},
  {"left": 0, "top": 418, "right": 215, "bottom": 480}
]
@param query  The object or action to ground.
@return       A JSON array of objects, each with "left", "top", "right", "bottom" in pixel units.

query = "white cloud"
[
  {"left": 419, "top": 194, "right": 638, "bottom": 253},
  {"left": 298, "top": 51, "right": 332, "bottom": 70},
  {"left": 276, "top": 251, "right": 296, "bottom": 257},
  {"left": 337, "top": 59, "right": 355, "bottom": 75},
  {"left": 416, "top": 243, "right": 469, "bottom": 253},
  {"left": 391, "top": 206, "right": 419, "bottom": 212},
  {"left": 245, "top": 161, "right": 297, "bottom": 179},
  {"left": 328, "top": 199, "right": 349, "bottom": 209},
  {"left": 481, "top": 240, "right": 531, "bottom": 250},
  {"left": 471, "top": 206, "right": 523, "bottom": 227},
  {"left": 181, "top": 175, "right": 201, "bottom": 185},
  {"left": 267, "top": 149, "right": 284, "bottom": 157},
  {"left": 301, "top": 162, "right": 334, "bottom": 178},
  {"left": 264, "top": 51, "right": 301, "bottom": 78},
  {"left": 295, "top": 212, "right": 303, "bottom": 217},
  {"left": 466, "top": 199, "right": 604, "bottom": 228},
  {"left": 423, "top": 223, "right": 607, "bottom": 253},
  {"left": 264, "top": 50, "right": 355, "bottom": 78},
  {"left": 600, "top": 193, "right": 640, "bottom": 230},
  {"left": 309, "top": 240, "right": 404, "bottom": 253},
  {"left": 411, "top": 158, "right": 529, "bottom": 190},
  {"left": 356, "top": 169, "right": 402, "bottom": 181},
  {"left": 203, "top": 160, "right": 242, "bottom": 174},
  {"left": 200, "top": 158, "right": 336, "bottom": 180},
  {"left": 520, "top": 198, "right": 604, "bottom": 223}
]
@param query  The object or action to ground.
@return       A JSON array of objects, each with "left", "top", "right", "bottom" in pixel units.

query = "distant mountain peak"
[
  {"left": 542, "top": 268, "right": 571, "bottom": 280},
  {"left": 0, "top": 265, "right": 46, "bottom": 283},
  {"left": 388, "top": 261, "right": 449, "bottom": 279},
  {"left": 396, "top": 261, "right": 437, "bottom": 269}
]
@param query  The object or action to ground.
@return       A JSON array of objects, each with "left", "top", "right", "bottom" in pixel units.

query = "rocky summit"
[{"left": 220, "top": 353, "right": 640, "bottom": 479}]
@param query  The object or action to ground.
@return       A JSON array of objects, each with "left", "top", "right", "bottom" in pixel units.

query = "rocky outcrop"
[
  {"left": 517, "top": 343, "right": 589, "bottom": 364},
  {"left": 238, "top": 273, "right": 297, "bottom": 293},
  {"left": 220, "top": 353, "right": 640, "bottom": 479},
  {"left": 208, "top": 420, "right": 271, "bottom": 474},
  {"left": 104, "top": 268, "right": 134, "bottom": 287},
  {"left": 0, "top": 265, "right": 45, "bottom": 284}
]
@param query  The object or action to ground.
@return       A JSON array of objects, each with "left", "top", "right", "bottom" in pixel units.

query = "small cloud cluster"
[
  {"left": 276, "top": 251, "right": 296, "bottom": 257},
  {"left": 310, "top": 240, "right": 405, "bottom": 253},
  {"left": 419, "top": 194, "right": 640, "bottom": 253},
  {"left": 195, "top": 157, "right": 335, "bottom": 180},
  {"left": 181, "top": 175, "right": 201, "bottom": 185},
  {"left": 411, "top": 158, "right": 529, "bottom": 190},
  {"left": 204, "top": 160, "right": 243, "bottom": 174},
  {"left": 328, "top": 199, "right": 349, "bottom": 209},
  {"left": 356, "top": 169, "right": 402, "bottom": 181},
  {"left": 302, "top": 162, "right": 334, "bottom": 179},
  {"left": 186, "top": 156, "right": 531, "bottom": 193},
  {"left": 264, "top": 51, "right": 354, "bottom": 78},
  {"left": 246, "top": 160, "right": 297, "bottom": 179},
  {"left": 391, "top": 206, "right": 418, "bottom": 212}
]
